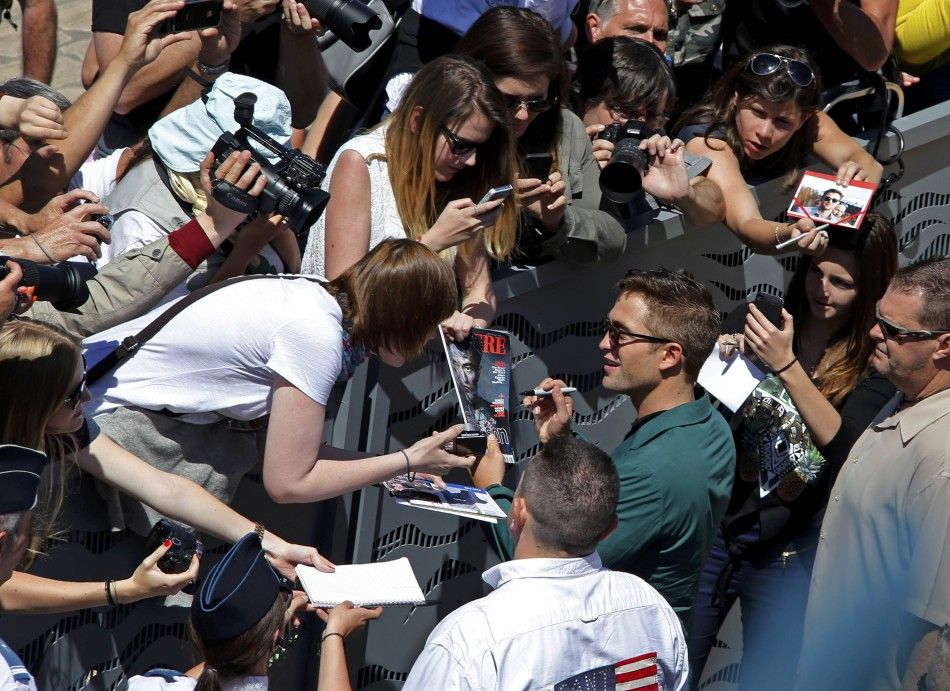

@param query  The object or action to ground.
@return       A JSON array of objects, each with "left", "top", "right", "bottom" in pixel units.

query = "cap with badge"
[
  {"left": 0, "top": 445, "right": 49, "bottom": 513},
  {"left": 191, "top": 532, "right": 287, "bottom": 644}
]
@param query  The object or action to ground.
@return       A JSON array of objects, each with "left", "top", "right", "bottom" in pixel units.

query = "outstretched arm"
[{"left": 810, "top": 0, "right": 897, "bottom": 72}]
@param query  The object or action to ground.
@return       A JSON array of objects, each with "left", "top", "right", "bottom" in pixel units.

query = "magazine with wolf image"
[
  {"left": 440, "top": 328, "right": 516, "bottom": 463},
  {"left": 382, "top": 475, "right": 507, "bottom": 523}
]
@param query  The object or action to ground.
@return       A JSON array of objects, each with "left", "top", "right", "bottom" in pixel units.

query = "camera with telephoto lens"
[
  {"left": 144, "top": 518, "right": 203, "bottom": 574},
  {"left": 210, "top": 93, "right": 330, "bottom": 236},
  {"left": 598, "top": 119, "right": 659, "bottom": 203},
  {"left": 296, "top": 0, "right": 382, "bottom": 51},
  {"left": 0, "top": 256, "right": 97, "bottom": 310}
]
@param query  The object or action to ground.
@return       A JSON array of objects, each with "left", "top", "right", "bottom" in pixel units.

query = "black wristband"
[
  {"left": 774, "top": 357, "right": 798, "bottom": 374},
  {"left": 105, "top": 579, "right": 117, "bottom": 606},
  {"left": 322, "top": 632, "right": 345, "bottom": 645}
]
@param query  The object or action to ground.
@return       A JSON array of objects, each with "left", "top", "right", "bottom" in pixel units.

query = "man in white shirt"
[{"left": 403, "top": 434, "right": 689, "bottom": 691}]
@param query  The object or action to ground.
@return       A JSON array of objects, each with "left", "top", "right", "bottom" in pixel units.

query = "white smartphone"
[{"left": 477, "top": 184, "right": 514, "bottom": 206}]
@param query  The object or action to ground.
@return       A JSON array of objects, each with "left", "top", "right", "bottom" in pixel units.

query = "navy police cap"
[
  {"left": 191, "top": 532, "right": 282, "bottom": 644},
  {"left": 0, "top": 445, "right": 48, "bottom": 513}
]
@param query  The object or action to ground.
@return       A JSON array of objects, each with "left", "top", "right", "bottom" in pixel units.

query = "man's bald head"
[{"left": 586, "top": 0, "right": 670, "bottom": 52}]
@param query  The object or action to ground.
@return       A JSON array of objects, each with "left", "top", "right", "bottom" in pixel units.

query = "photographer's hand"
[
  {"left": 281, "top": 0, "right": 325, "bottom": 35},
  {"left": 196, "top": 0, "right": 241, "bottom": 66},
  {"left": 114, "top": 542, "right": 200, "bottom": 604},
  {"left": 0, "top": 260, "right": 23, "bottom": 320},
  {"left": 585, "top": 124, "right": 612, "bottom": 170},
  {"left": 197, "top": 150, "right": 268, "bottom": 247},
  {"left": 405, "top": 424, "right": 477, "bottom": 476},
  {"left": 31, "top": 201, "right": 113, "bottom": 262},
  {"left": 116, "top": 0, "right": 192, "bottom": 72},
  {"left": 640, "top": 135, "right": 691, "bottom": 204},
  {"left": 24, "top": 189, "right": 103, "bottom": 236}
]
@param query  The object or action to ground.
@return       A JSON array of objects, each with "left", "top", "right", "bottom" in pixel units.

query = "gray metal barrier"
[{"left": 3, "top": 99, "right": 948, "bottom": 691}]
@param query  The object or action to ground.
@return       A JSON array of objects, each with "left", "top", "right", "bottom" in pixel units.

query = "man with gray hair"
[
  {"left": 585, "top": 0, "right": 670, "bottom": 51},
  {"left": 404, "top": 434, "right": 688, "bottom": 690},
  {"left": 796, "top": 257, "right": 950, "bottom": 690}
]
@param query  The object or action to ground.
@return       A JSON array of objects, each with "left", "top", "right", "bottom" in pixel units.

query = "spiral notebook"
[{"left": 295, "top": 557, "right": 426, "bottom": 607}]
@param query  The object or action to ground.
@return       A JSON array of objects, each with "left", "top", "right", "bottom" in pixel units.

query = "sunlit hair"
[
  {"left": 615, "top": 269, "right": 720, "bottom": 383},
  {"left": 785, "top": 212, "right": 898, "bottom": 406},
  {"left": 890, "top": 256, "right": 950, "bottom": 331},
  {"left": 384, "top": 55, "right": 518, "bottom": 261},
  {"left": 456, "top": 6, "right": 565, "bottom": 160},
  {"left": 327, "top": 239, "right": 457, "bottom": 360},
  {"left": 572, "top": 36, "right": 675, "bottom": 126},
  {"left": 0, "top": 319, "right": 79, "bottom": 563},
  {"left": 674, "top": 44, "right": 822, "bottom": 185},
  {"left": 192, "top": 591, "right": 287, "bottom": 691}
]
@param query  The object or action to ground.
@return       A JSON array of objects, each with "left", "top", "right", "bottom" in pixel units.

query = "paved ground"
[{"left": 0, "top": 0, "right": 93, "bottom": 101}]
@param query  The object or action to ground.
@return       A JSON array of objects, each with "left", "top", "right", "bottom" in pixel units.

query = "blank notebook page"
[{"left": 295, "top": 557, "right": 426, "bottom": 607}]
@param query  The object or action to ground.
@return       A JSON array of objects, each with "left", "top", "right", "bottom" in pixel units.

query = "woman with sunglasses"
[
  {"left": 301, "top": 55, "right": 518, "bottom": 339},
  {"left": 0, "top": 316, "right": 336, "bottom": 613},
  {"left": 689, "top": 213, "right": 898, "bottom": 688},
  {"left": 676, "top": 45, "right": 883, "bottom": 255},
  {"left": 455, "top": 6, "right": 627, "bottom": 267}
]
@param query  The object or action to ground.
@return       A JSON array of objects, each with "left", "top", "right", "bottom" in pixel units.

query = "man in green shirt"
[{"left": 473, "top": 269, "right": 735, "bottom": 628}]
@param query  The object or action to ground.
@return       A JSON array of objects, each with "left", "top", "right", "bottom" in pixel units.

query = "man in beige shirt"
[{"left": 796, "top": 257, "right": 950, "bottom": 691}]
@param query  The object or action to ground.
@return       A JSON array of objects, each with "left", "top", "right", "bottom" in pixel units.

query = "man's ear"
[
  {"left": 409, "top": 105, "right": 424, "bottom": 135},
  {"left": 597, "top": 514, "right": 619, "bottom": 543},
  {"left": 657, "top": 341, "right": 684, "bottom": 374},
  {"left": 585, "top": 13, "right": 601, "bottom": 43},
  {"left": 510, "top": 496, "right": 529, "bottom": 537},
  {"left": 934, "top": 333, "right": 950, "bottom": 366}
]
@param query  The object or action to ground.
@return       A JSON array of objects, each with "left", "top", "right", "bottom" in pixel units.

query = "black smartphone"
[
  {"left": 523, "top": 152, "right": 553, "bottom": 180},
  {"left": 454, "top": 431, "right": 488, "bottom": 456},
  {"left": 156, "top": 0, "right": 222, "bottom": 34},
  {"left": 750, "top": 292, "right": 784, "bottom": 328}
]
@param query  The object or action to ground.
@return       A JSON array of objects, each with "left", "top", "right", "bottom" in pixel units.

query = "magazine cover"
[
  {"left": 440, "top": 328, "right": 516, "bottom": 463},
  {"left": 382, "top": 475, "right": 507, "bottom": 523},
  {"left": 785, "top": 170, "right": 877, "bottom": 229}
]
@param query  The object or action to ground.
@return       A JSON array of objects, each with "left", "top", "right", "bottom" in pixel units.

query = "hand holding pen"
[{"left": 522, "top": 378, "right": 574, "bottom": 443}]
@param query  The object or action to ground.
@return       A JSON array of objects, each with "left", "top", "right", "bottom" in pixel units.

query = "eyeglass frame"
[
  {"left": 747, "top": 52, "right": 816, "bottom": 88},
  {"left": 820, "top": 195, "right": 841, "bottom": 203},
  {"left": 605, "top": 100, "right": 670, "bottom": 131},
  {"left": 874, "top": 309, "right": 950, "bottom": 341},
  {"left": 503, "top": 94, "right": 558, "bottom": 115},
  {"left": 439, "top": 124, "right": 480, "bottom": 157},
  {"left": 602, "top": 318, "right": 674, "bottom": 348}
]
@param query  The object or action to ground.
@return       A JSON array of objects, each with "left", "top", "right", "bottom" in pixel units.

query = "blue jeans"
[{"left": 689, "top": 527, "right": 813, "bottom": 690}]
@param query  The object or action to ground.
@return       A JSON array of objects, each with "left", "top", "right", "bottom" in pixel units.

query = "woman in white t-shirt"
[
  {"left": 301, "top": 55, "right": 519, "bottom": 339},
  {"left": 85, "top": 239, "right": 476, "bottom": 530}
]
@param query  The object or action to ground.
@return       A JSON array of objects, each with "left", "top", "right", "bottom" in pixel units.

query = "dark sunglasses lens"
[
  {"left": 527, "top": 99, "right": 554, "bottom": 113},
  {"left": 750, "top": 53, "right": 781, "bottom": 75},
  {"left": 786, "top": 61, "right": 814, "bottom": 86}
]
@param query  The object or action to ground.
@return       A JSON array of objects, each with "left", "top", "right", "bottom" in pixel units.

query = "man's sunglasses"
[
  {"left": 875, "top": 310, "right": 950, "bottom": 341},
  {"left": 439, "top": 124, "right": 480, "bottom": 157},
  {"left": 820, "top": 195, "right": 841, "bottom": 203},
  {"left": 504, "top": 94, "right": 558, "bottom": 114},
  {"left": 748, "top": 52, "right": 815, "bottom": 88},
  {"left": 602, "top": 319, "right": 672, "bottom": 347}
]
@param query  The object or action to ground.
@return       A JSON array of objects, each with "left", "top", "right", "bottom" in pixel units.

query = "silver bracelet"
[{"left": 196, "top": 58, "right": 229, "bottom": 75}]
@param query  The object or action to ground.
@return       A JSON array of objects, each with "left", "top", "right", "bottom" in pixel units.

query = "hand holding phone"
[
  {"left": 475, "top": 184, "right": 512, "bottom": 226},
  {"left": 749, "top": 292, "right": 784, "bottom": 329},
  {"left": 156, "top": 0, "right": 223, "bottom": 34}
]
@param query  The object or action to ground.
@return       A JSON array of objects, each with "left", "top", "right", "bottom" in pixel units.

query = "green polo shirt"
[{"left": 487, "top": 393, "right": 735, "bottom": 627}]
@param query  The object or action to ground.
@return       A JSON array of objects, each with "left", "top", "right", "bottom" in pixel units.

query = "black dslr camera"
[
  {"left": 0, "top": 256, "right": 97, "bottom": 310},
  {"left": 144, "top": 518, "right": 203, "bottom": 574},
  {"left": 598, "top": 120, "right": 659, "bottom": 203},
  {"left": 210, "top": 92, "right": 330, "bottom": 236},
  {"left": 298, "top": 0, "right": 382, "bottom": 51}
]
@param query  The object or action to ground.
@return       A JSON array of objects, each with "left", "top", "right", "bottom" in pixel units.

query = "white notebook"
[{"left": 295, "top": 557, "right": 426, "bottom": 607}]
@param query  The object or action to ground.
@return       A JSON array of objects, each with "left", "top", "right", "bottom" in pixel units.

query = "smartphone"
[
  {"left": 477, "top": 184, "right": 514, "bottom": 206},
  {"left": 156, "top": 0, "right": 222, "bottom": 34},
  {"left": 454, "top": 431, "right": 488, "bottom": 456},
  {"left": 523, "top": 153, "right": 553, "bottom": 180},
  {"left": 750, "top": 292, "right": 784, "bottom": 329}
]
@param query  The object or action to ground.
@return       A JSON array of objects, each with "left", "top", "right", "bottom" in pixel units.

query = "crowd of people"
[{"left": 0, "top": 0, "right": 948, "bottom": 689}]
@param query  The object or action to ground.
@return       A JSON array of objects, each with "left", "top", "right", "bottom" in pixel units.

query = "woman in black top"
[{"left": 690, "top": 212, "right": 899, "bottom": 689}]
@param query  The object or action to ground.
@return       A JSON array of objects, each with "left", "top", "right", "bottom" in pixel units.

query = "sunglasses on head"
[
  {"left": 875, "top": 309, "right": 950, "bottom": 341},
  {"left": 504, "top": 94, "right": 558, "bottom": 114},
  {"left": 439, "top": 124, "right": 480, "bottom": 157},
  {"left": 748, "top": 52, "right": 815, "bottom": 88}
]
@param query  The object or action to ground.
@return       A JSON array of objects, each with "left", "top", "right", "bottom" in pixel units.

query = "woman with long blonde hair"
[{"left": 301, "top": 55, "right": 519, "bottom": 338}]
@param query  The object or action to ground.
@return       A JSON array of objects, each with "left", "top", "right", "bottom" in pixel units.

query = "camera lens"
[
  {"left": 600, "top": 139, "right": 648, "bottom": 203},
  {"left": 0, "top": 256, "right": 97, "bottom": 310},
  {"left": 299, "top": 0, "right": 383, "bottom": 51}
]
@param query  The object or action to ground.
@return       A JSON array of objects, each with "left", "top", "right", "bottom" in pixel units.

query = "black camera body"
[
  {"left": 144, "top": 518, "right": 203, "bottom": 574},
  {"left": 210, "top": 93, "right": 330, "bottom": 236},
  {"left": 598, "top": 119, "right": 658, "bottom": 203},
  {"left": 156, "top": 0, "right": 223, "bottom": 34},
  {"left": 0, "top": 256, "right": 97, "bottom": 311}
]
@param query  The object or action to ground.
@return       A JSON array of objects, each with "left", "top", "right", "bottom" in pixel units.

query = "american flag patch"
[
  {"left": 552, "top": 652, "right": 660, "bottom": 691},
  {"left": 615, "top": 652, "right": 660, "bottom": 691}
]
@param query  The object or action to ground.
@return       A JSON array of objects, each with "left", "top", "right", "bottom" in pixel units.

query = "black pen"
[{"left": 519, "top": 387, "right": 578, "bottom": 396}]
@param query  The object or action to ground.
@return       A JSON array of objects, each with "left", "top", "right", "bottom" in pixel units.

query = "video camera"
[
  {"left": 598, "top": 119, "right": 659, "bottom": 204},
  {"left": 0, "top": 256, "right": 97, "bottom": 311},
  {"left": 210, "top": 92, "right": 330, "bottom": 236}
]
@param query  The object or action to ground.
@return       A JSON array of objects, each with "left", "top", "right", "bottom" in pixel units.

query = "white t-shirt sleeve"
[
  {"left": 69, "top": 147, "right": 128, "bottom": 199},
  {"left": 266, "top": 310, "right": 343, "bottom": 406}
]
